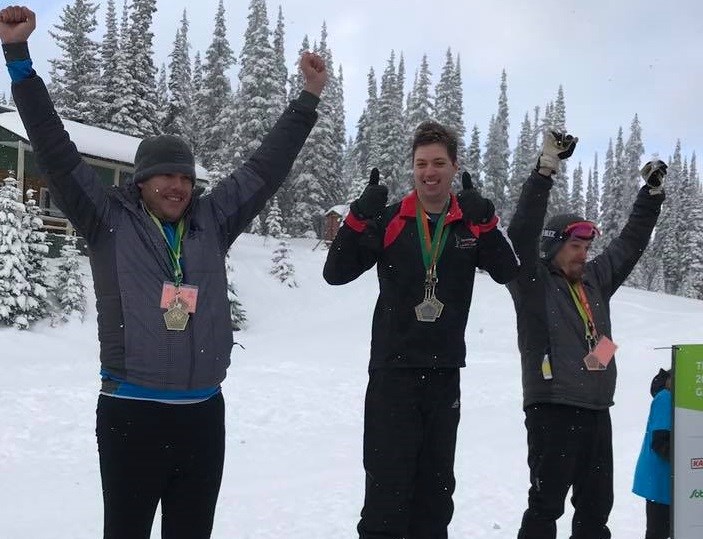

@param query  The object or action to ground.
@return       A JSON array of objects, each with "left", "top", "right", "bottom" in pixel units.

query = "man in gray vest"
[{"left": 0, "top": 5, "right": 327, "bottom": 538}]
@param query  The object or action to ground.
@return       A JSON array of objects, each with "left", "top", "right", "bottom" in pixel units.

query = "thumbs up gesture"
[
  {"left": 350, "top": 167, "right": 388, "bottom": 219},
  {"left": 457, "top": 172, "right": 495, "bottom": 225}
]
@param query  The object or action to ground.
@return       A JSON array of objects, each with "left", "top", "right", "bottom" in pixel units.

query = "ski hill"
[{"left": 1, "top": 232, "right": 702, "bottom": 538}]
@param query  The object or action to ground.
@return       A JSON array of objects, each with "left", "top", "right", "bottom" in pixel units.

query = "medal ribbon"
[
  {"left": 148, "top": 211, "right": 186, "bottom": 287},
  {"left": 415, "top": 200, "right": 451, "bottom": 272},
  {"left": 567, "top": 281, "right": 598, "bottom": 346}
]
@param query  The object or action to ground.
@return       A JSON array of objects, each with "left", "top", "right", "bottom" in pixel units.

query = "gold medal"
[{"left": 163, "top": 297, "right": 189, "bottom": 331}]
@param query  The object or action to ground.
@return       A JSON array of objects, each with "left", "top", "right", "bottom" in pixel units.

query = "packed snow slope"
[{"left": 1, "top": 233, "right": 701, "bottom": 538}]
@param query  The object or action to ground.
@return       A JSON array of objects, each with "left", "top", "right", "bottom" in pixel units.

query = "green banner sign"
[
  {"left": 673, "top": 344, "right": 703, "bottom": 539},
  {"left": 674, "top": 344, "right": 703, "bottom": 412}
]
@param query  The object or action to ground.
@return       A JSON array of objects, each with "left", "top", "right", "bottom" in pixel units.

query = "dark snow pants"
[
  {"left": 96, "top": 393, "right": 225, "bottom": 539},
  {"left": 645, "top": 500, "right": 670, "bottom": 539},
  {"left": 517, "top": 403, "right": 613, "bottom": 539},
  {"left": 357, "top": 368, "right": 460, "bottom": 539}
]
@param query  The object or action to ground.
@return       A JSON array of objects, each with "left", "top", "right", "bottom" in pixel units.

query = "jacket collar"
[{"left": 398, "top": 190, "right": 463, "bottom": 225}]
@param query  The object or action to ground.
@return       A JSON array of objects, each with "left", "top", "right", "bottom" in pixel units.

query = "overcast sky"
[{"left": 5, "top": 0, "right": 703, "bottom": 176}]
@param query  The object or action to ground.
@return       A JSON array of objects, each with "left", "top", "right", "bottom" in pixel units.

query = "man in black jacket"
[
  {"left": 506, "top": 131, "right": 667, "bottom": 539},
  {"left": 0, "top": 6, "right": 327, "bottom": 539},
  {"left": 324, "top": 120, "right": 520, "bottom": 538}
]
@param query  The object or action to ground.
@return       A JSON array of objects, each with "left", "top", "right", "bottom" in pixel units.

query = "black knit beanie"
[
  {"left": 133, "top": 134, "right": 195, "bottom": 184},
  {"left": 540, "top": 213, "right": 585, "bottom": 260}
]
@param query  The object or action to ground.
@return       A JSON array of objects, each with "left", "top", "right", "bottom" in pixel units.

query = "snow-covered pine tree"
[
  {"left": 678, "top": 152, "right": 703, "bottom": 299},
  {"left": 545, "top": 86, "right": 570, "bottom": 218},
  {"left": 0, "top": 177, "right": 32, "bottom": 329},
  {"left": 249, "top": 214, "right": 262, "bottom": 235},
  {"left": 47, "top": 0, "right": 101, "bottom": 122},
  {"left": 570, "top": 162, "right": 585, "bottom": 216},
  {"left": 343, "top": 136, "right": 364, "bottom": 202},
  {"left": 225, "top": 253, "right": 247, "bottom": 330},
  {"left": 272, "top": 6, "right": 288, "bottom": 119},
  {"left": 21, "top": 189, "right": 51, "bottom": 323},
  {"left": 585, "top": 152, "right": 600, "bottom": 223},
  {"left": 110, "top": 0, "right": 160, "bottom": 137},
  {"left": 406, "top": 54, "right": 432, "bottom": 134},
  {"left": 466, "top": 125, "right": 482, "bottom": 189},
  {"left": 155, "top": 63, "right": 169, "bottom": 129},
  {"left": 482, "top": 70, "right": 510, "bottom": 218},
  {"left": 433, "top": 49, "right": 467, "bottom": 191},
  {"left": 270, "top": 234, "right": 297, "bottom": 288},
  {"left": 197, "top": 0, "right": 236, "bottom": 176},
  {"left": 287, "top": 25, "right": 345, "bottom": 235},
  {"left": 352, "top": 66, "right": 380, "bottom": 187},
  {"left": 52, "top": 233, "right": 87, "bottom": 324},
  {"left": 506, "top": 112, "right": 533, "bottom": 221},
  {"left": 163, "top": 10, "right": 194, "bottom": 147},
  {"left": 373, "top": 50, "right": 406, "bottom": 202},
  {"left": 623, "top": 114, "right": 645, "bottom": 210},
  {"left": 230, "top": 0, "right": 280, "bottom": 168},
  {"left": 651, "top": 141, "right": 684, "bottom": 295},
  {"left": 266, "top": 196, "right": 297, "bottom": 286},
  {"left": 191, "top": 51, "right": 204, "bottom": 157},
  {"left": 599, "top": 132, "right": 627, "bottom": 251},
  {"left": 404, "top": 54, "right": 433, "bottom": 182},
  {"left": 95, "top": 0, "right": 120, "bottom": 129},
  {"left": 276, "top": 35, "right": 310, "bottom": 224},
  {"left": 265, "top": 197, "right": 284, "bottom": 239}
]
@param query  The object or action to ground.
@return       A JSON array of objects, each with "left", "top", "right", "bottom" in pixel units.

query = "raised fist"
[
  {"left": 538, "top": 130, "right": 578, "bottom": 176},
  {"left": 0, "top": 6, "right": 36, "bottom": 44},
  {"left": 299, "top": 51, "right": 327, "bottom": 98},
  {"left": 640, "top": 159, "right": 667, "bottom": 195}
]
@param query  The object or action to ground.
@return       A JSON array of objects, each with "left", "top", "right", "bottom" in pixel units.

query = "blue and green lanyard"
[{"left": 147, "top": 210, "right": 186, "bottom": 286}]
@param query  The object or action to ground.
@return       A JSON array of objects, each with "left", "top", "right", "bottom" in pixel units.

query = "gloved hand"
[
  {"left": 538, "top": 130, "right": 578, "bottom": 176},
  {"left": 640, "top": 159, "right": 667, "bottom": 195},
  {"left": 350, "top": 167, "right": 388, "bottom": 219},
  {"left": 457, "top": 172, "right": 495, "bottom": 224}
]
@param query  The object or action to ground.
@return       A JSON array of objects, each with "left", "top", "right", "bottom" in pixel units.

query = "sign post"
[{"left": 672, "top": 344, "right": 703, "bottom": 538}]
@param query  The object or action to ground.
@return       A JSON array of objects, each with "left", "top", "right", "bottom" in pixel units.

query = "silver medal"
[{"left": 415, "top": 268, "right": 444, "bottom": 322}]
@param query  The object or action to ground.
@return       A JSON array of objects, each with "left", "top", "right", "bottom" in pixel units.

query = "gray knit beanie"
[{"left": 133, "top": 134, "right": 195, "bottom": 184}]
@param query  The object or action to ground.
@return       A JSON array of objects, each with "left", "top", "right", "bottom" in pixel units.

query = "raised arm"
[
  {"left": 1, "top": 6, "right": 110, "bottom": 244},
  {"left": 208, "top": 51, "right": 327, "bottom": 246},
  {"left": 323, "top": 169, "right": 387, "bottom": 285},
  {"left": 589, "top": 160, "right": 666, "bottom": 297},
  {"left": 507, "top": 131, "right": 578, "bottom": 276},
  {"left": 456, "top": 172, "right": 519, "bottom": 283}
]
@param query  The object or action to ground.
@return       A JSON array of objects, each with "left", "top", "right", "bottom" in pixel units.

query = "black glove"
[
  {"left": 457, "top": 172, "right": 495, "bottom": 225},
  {"left": 350, "top": 167, "right": 388, "bottom": 219},
  {"left": 538, "top": 130, "right": 578, "bottom": 176},
  {"left": 640, "top": 159, "right": 667, "bottom": 195}
]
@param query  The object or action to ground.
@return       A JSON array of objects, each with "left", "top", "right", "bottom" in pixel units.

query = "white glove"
[{"left": 538, "top": 130, "right": 578, "bottom": 176}]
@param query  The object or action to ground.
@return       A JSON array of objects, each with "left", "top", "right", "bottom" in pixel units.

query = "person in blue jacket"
[{"left": 633, "top": 368, "right": 672, "bottom": 539}]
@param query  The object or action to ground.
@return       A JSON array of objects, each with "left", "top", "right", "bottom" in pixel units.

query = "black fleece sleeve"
[{"left": 652, "top": 429, "right": 671, "bottom": 461}]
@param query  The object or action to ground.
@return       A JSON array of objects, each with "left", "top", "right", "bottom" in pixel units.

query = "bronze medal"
[{"left": 164, "top": 298, "right": 189, "bottom": 331}]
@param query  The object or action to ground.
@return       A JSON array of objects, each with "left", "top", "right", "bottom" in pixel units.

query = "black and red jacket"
[{"left": 323, "top": 190, "right": 520, "bottom": 369}]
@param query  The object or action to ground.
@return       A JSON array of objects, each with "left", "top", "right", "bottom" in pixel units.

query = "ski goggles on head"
[{"left": 561, "top": 221, "right": 600, "bottom": 241}]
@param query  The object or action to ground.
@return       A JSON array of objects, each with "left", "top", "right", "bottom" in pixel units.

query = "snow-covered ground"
[{"left": 1, "top": 233, "right": 701, "bottom": 538}]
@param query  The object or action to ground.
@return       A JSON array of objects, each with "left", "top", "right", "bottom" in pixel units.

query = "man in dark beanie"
[
  {"left": 0, "top": 6, "right": 327, "bottom": 538},
  {"left": 506, "top": 130, "right": 666, "bottom": 539}
]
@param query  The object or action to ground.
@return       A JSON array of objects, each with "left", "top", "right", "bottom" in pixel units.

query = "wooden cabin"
[{"left": 0, "top": 104, "right": 209, "bottom": 234}]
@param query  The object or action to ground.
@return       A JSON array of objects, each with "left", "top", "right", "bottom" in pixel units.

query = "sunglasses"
[{"left": 561, "top": 221, "right": 600, "bottom": 241}]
